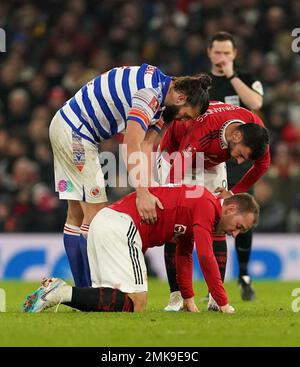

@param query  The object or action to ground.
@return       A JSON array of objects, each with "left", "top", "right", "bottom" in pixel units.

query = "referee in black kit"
[{"left": 207, "top": 31, "right": 264, "bottom": 301}]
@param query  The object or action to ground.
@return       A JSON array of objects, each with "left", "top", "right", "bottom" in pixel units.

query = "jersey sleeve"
[
  {"left": 176, "top": 236, "right": 195, "bottom": 299},
  {"left": 167, "top": 134, "right": 202, "bottom": 184},
  {"left": 159, "top": 120, "right": 187, "bottom": 153},
  {"left": 241, "top": 73, "right": 264, "bottom": 96},
  {"left": 148, "top": 115, "right": 164, "bottom": 133},
  {"left": 193, "top": 225, "right": 228, "bottom": 306},
  {"left": 127, "top": 88, "right": 163, "bottom": 131},
  {"left": 231, "top": 145, "right": 271, "bottom": 194}
]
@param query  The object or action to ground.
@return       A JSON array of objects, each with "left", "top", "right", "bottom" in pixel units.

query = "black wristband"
[{"left": 227, "top": 73, "right": 237, "bottom": 81}]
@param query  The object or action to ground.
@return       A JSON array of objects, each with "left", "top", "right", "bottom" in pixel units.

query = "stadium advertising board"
[{"left": 0, "top": 234, "right": 299, "bottom": 280}]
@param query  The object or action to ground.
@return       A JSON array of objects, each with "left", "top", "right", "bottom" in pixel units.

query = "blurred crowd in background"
[{"left": 0, "top": 0, "right": 299, "bottom": 233}]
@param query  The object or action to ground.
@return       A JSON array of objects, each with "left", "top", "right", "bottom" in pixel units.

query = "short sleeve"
[
  {"left": 240, "top": 73, "right": 264, "bottom": 96},
  {"left": 127, "top": 88, "right": 163, "bottom": 131}
]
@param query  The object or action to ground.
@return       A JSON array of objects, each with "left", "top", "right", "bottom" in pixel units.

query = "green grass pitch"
[{"left": 0, "top": 279, "right": 299, "bottom": 347}]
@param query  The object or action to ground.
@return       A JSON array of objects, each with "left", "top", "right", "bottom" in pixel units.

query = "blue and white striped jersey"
[{"left": 59, "top": 64, "right": 172, "bottom": 144}]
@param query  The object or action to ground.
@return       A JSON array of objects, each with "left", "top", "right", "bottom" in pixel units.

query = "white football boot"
[{"left": 163, "top": 291, "right": 184, "bottom": 312}]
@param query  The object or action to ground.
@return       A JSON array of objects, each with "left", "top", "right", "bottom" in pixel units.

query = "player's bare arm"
[
  {"left": 123, "top": 121, "right": 163, "bottom": 224},
  {"left": 219, "top": 59, "right": 262, "bottom": 110},
  {"left": 229, "top": 76, "right": 263, "bottom": 111},
  {"left": 141, "top": 126, "right": 161, "bottom": 187}
]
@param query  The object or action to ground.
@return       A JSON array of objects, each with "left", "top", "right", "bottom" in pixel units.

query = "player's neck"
[
  {"left": 225, "top": 123, "right": 241, "bottom": 142},
  {"left": 164, "top": 82, "right": 174, "bottom": 105}
]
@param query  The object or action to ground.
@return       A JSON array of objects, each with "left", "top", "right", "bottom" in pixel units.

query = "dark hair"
[
  {"left": 173, "top": 73, "right": 211, "bottom": 114},
  {"left": 235, "top": 123, "right": 270, "bottom": 160},
  {"left": 224, "top": 193, "right": 260, "bottom": 227},
  {"left": 208, "top": 31, "right": 236, "bottom": 49}
]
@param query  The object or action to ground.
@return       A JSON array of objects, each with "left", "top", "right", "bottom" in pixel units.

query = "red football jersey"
[
  {"left": 160, "top": 101, "right": 270, "bottom": 193},
  {"left": 109, "top": 185, "right": 228, "bottom": 306}
]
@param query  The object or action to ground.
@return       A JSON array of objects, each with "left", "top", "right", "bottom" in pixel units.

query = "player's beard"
[
  {"left": 162, "top": 105, "right": 180, "bottom": 123},
  {"left": 228, "top": 142, "right": 238, "bottom": 164}
]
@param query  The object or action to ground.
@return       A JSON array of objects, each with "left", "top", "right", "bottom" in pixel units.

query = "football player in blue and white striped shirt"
[{"left": 49, "top": 63, "right": 211, "bottom": 287}]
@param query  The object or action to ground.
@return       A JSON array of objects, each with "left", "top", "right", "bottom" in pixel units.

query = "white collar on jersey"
[{"left": 220, "top": 119, "right": 246, "bottom": 149}]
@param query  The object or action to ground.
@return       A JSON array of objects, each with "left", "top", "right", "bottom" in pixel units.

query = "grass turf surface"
[{"left": 0, "top": 279, "right": 299, "bottom": 347}]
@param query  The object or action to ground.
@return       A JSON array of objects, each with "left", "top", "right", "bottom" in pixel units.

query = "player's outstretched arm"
[
  {"left": 175, "top": 237, "right": 195, "bottom": 301},
  {"left": 231, "top": 148, "right": 271, "bottom": 194},
  {"left": 123, "top": 121, "right": 163, "bottom": 224}
]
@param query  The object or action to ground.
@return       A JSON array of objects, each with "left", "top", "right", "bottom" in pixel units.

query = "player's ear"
[
  {"left": 175, "top": 93, "right": 187, "bottom": 105},
  {"left": 223, "top": 203, "right": 238, "bottom": 215},
  {"left": 232, "top": 129, "right": 243, "bottom": 143}
]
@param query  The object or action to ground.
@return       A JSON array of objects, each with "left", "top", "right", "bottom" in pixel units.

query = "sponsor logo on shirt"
[
  {"left": 224, "top": 95, "right": 240, "bottom": 106},
  {"left": 148, "top": 96, "right": 160, "bottom": 113},
  {"left": 58, "top": 179, "right": 73, "bottom": 193},
  {"left": 182, "top": 144, "right": 196, "bottom": 157}
]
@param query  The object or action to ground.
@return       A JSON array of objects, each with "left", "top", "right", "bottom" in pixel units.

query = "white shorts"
[
  {"left": 49, "top": 111, "right": 107, "bottom": 203},
  {"left": 156, "top": 146, "right": 228, "bottom": 193},
  {"left": 87, "top": 207, "right": 147, "bottom": 293}
]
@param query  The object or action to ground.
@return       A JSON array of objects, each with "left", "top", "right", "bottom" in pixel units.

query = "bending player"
[
  {"left": 49, "top": 63, "right": 211, "bottom": 286},
  {"left": 22, "top": 185, "right": 259, "bottom": 314},
  {"left": 157, "top": 101, "right": 270, "bottom": 311}
]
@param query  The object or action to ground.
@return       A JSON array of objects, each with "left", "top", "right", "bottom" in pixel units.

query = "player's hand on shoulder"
[
  {"left": 136, "top": 188, "right": 164, "bottom": 224},
  {"left": 220, "top": 304, "right": 235, "bottom": 314},
  {"left": 183, "top": 297, "right": 199, "bottom": 312},
  {"left": 215, "top": 187, "right": 233, "bottom": 199}
]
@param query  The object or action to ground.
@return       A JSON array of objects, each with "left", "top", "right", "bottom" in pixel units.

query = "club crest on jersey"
[
  {"left": 72, "top": 131, "right": 85, "bottom": 172},
  {"left": 148, "top": 96, "right": 160, "bottom": 113},
  {"left": 183, "top": 144, "right": 196, "bottom": 157},
  {"left": 174, "top": 224, "right": 187, "bottom": 235},
  {"left": 90, "top": 186, "right": 102, "bottom": 198}
]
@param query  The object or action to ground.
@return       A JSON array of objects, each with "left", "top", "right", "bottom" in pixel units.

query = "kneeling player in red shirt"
[{"left": 22, "top": 185, "right": 259, "bottom": 314}]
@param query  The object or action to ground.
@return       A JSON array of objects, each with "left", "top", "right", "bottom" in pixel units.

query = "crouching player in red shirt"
[
  {"left": 157, "top": 101, "right": 270, "bottom": 311},
  {"left": 22, "top": 185, "right": 259, "bottom": 314}
]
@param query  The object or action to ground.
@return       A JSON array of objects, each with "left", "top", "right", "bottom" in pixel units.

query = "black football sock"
[
  {"left": 65, "top": 287, "right": 134, "bottom": 312},
  {"left": 164, "top": 242, "right": 179, "bottom": 293},
  {"left": 212, "top": 240, "right": 227, "bottom": 282},
  {"left": 235, "top": 230, "right": 253, "bottom": 277}
]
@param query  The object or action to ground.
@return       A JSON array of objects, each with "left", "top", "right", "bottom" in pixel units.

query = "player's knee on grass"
[{"left": 70, "top": 287, "right": 134, "bottom": 312}]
